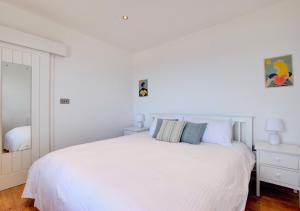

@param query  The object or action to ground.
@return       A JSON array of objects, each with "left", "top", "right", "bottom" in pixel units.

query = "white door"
[{"left": 0, "top": 41, "right": 50, "bottom": 191}]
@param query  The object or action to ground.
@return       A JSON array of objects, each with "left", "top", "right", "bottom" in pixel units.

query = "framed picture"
[
  {"left": 265, "top": 55, "right": 293, "bottom": 88},
  {"left": 139, "top": 79, "right": 148, "bottom": 97}
]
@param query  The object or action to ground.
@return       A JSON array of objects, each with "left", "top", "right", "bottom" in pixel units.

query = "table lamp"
[
  {"left": 265, "top": 118, "right": 284, "bottom": 145},
  {"left": 136, "top": 113, "right": 145, "bottom": 128}
]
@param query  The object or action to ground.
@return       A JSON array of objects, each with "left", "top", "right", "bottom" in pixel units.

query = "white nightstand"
[
  {"left": 255, "top": 141, "right": 300, "bottom": 206},
  {"left": 123, "top": 127, "right": 149, "bottom": 136}
]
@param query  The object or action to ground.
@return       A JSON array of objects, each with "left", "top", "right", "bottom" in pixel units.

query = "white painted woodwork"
[
  {"left": 255, "top": 141, "right": 300, "bottom": 207},
  {"left": 22, "top": 53, "right": 31, "bottom": 66},
  {"left": 260, "top": 165, "right": 299, "bottom": 187},
  {"left": 49, "top": 55, "right": 55, "bottom": 152},
  {"left": 2, "top": 48, "right": 13, "bottom": 63},
  {"left": 21, "top": 150, "right": 32, "bottom": 170},
  {"left": 260, "top": 151, "right": 298, "bottom": 170},
  {"left": 0, "top": 41, "right": 51, "bottom": 191},
  {"left": 12, "top": 151, "right": 22, "bottom": 172},
  {"left": 1, "top": 153, "right": 12, "bottom": 174},
  {"left": 39, "top": 54, "right": 51, "bottom": 157},
  {"left": 0, "top": 24, "right": 67, "bottom": 57},
  {"left": 31, "top": 54, "right": 40, "bottom": 163},
  {"left": 12, "top": 50, "right": 22, "bottom": 64},
  {"left": 255, "top": 142, "right": 300, "bottom": 155}
]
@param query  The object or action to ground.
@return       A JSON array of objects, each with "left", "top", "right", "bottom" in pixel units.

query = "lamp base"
[
  {"left": 136, "top": 122, "right": 144, "bottom": 128},
  {"left": 268, "top": 132, "right": 281, "bottom": 145}
]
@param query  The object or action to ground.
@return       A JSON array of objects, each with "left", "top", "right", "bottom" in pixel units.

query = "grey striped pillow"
[{"left": 156, "top": 120, "right": 186, "bottom": 143}]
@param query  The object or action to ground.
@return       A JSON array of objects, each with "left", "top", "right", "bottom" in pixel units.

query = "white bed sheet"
[{"left": 23, "top": 132, "right": 255, "bottom": 211}]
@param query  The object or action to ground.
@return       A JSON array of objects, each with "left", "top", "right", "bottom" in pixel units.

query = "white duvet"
[
  {"left": 23, "top": 132, "right": 255, "bottom": 211},
  {"left": 4, "top": 126, "right": 31, "bottom": 152}
]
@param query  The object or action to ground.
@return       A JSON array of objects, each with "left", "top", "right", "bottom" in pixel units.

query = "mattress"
[{"left": 23, "top": 132, "right": 255, "bottom": 211}]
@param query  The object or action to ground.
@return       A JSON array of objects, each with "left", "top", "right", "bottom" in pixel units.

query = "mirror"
[{"left": 1, "top": 62, "right": 32, "bottom": 153}]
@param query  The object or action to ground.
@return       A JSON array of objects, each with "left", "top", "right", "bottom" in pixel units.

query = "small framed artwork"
[
  {"left": 265, "top": 55, "right": 293, "bottom": 88},
  {"left": 139, "top": 79, "right": 148, "bottom": 97}
]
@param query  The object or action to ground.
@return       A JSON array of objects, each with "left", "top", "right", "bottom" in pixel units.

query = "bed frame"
[{"left": 148, "top": 113, "right": 254, "bottom": 150}]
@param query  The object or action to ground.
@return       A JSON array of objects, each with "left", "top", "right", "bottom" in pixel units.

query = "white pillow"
[
  {"left": 202, "top": 120, "right": 233, "bottom": 146},
  {"left": 149, "top": 118, "right": 159, "bottom": 137}
]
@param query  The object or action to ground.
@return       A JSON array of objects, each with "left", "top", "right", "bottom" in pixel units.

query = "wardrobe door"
[{"left": 0, "top": 42, "right": 50, "bottom": 191}]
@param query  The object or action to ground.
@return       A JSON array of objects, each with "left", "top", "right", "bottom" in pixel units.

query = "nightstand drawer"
[
  {"left": 260, "top": 151, "right": 299, "bottom": 170},
  {"left": 260, "top": 165, "right": 299, "bottom": 186}
]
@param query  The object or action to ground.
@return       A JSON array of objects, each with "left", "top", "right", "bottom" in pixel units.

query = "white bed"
[
  {"left": 23, "top": 115, "right": 255, "bottom": 211},
  {"left": 3, "top": 126, "right": 31, "bottom": 152}
]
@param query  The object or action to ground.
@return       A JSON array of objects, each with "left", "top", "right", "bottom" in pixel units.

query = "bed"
[
  {"left": 3, "top": 125, "right": 31, "bottom": 152},
  {"left": 23, "top": 114, "right": 255, "bottom": 211}
]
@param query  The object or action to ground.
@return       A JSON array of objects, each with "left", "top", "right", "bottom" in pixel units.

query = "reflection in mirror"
[{"left": 1, "top": 62, "right": 32, "bottom": 153}]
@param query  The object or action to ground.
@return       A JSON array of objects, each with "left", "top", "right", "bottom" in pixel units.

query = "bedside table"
[
  {"left": 255, "top": 141, "right": 300, "bottom": 206},
  {"left": 123, "top": 127, "right": 149, "bottom": 136}
]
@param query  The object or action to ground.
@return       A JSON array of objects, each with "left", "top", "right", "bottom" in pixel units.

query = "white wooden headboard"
[{"left": 149, "top": 113, "right": 253, "bottom": 149}]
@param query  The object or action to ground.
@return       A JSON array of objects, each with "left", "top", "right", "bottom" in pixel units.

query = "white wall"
[
  {"left": 133, "top": 0, "right": 300, "bottom": 144},
  {"left": 0, "top": 2, "right": 133, "bottom": 149}
]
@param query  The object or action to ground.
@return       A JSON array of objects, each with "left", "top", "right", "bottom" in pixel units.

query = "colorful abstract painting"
[
  {"left": 265, "top": 55, "right": 293, "bottom": 88},
  {"left": 139, "top": 79, "right": 148, "bottom": 97}
]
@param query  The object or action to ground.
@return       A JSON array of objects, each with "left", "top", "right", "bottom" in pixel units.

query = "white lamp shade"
[
  {"left": 135, "top": 113, "right": 145, "bottom": 122},
  {"left": 265, "top": 118, "right": 284, "bottom": 132}
]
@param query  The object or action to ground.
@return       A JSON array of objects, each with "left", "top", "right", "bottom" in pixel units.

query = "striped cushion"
[{"left": 156, "top": 120, "right": 186, "bottom": 142}]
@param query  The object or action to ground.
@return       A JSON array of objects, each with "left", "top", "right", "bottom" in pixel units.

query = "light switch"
[{"left": 60, "top": 98, "right": 70, "bottom": 104}]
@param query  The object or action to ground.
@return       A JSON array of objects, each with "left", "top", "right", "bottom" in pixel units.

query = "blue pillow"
[{"left": 181, "top": 122, "right": 207, "bottom": 144}]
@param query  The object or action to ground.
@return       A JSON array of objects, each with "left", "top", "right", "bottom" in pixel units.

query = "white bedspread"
[{"left": 23, "top": 132, "right": 255, "bottom": 211}]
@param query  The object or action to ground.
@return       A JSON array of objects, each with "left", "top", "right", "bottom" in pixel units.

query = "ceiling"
[{"left": 1, "top": 0, "right": 281, "bottom": 52}]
